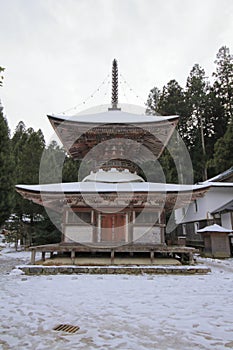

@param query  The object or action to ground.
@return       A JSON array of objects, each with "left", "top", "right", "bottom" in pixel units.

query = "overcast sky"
[{"left": 0, "top": 0, "right": 233, "bottom": 142}]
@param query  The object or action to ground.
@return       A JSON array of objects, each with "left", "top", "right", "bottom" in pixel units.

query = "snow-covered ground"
[{"left": 0, "top": 248, "right": 233, "bottom": 350}]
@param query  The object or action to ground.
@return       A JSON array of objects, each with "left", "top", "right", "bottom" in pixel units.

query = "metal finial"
[{"left": 109, "top": 59, "right": 121, "bottom": 111}]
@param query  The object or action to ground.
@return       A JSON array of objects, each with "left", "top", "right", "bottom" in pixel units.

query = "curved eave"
[
  {"left": 47, "top": 113, "right": 179, "bottom": 161},
  {"left": 16, "top": 182, "right": 209, "bottom": 212},
  {"left": 47, "top": 113, "right": 179, "bottom": 126},
  {"left": 16, "top": 182, "right": 210, "bottom": 194}
]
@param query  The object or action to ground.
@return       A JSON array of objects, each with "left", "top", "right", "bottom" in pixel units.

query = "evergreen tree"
[
  {"left": 0, "top": 104, "right": 14, "bottom": 226},
  {"left": 211, "top": 119, "right": 233, "bottom": 173},
  {"left": 39, "top": 140, "right": 65, "bottom": 184},
  {"left": 12, "top": 123, "right": 46, "bottom": 245},
  {"left": 185, "top": 64, "right": 210, "bottom": 181},
  {"left": 155, "top": 80, "right": 189, "bottom": 183},
  {"left": 31, "top": 209, "right": 61, "bottom": 246},
  {"left": 63, "top": 156, "right": 80, "bottom": 182},
  {"left": 146, "top": 87, "right": 161, "bottom": 115},
  {"left": 213, "top": 46, "right": 233, "bottom": 123}
]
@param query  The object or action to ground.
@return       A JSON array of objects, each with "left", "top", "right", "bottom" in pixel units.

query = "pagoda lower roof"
[
  {"left": 16, "top": 182, "right": 209, "bottom": 194},
  {"left": 16, "top": 182, "right": 209, "bottom": 212}
]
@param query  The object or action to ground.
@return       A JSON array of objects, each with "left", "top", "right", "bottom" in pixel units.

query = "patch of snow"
[
  {"left": 9, "top": 268, "right": 25, "bottom": 276},
  {"left": 0, "top": 256, "right": 233, "bottom": 349},
  {"left": 0, "top": 247, "right": 31, "bottom": 262},
  {"left": 197, "top": 224, "right": 232, "bottom": 233}
]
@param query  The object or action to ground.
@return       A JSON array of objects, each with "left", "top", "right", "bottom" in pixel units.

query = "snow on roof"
[
  {"left": 202, "top": 167, "right": 233, "bottom": 183},
  {"left": 16, "top": 182, "right": 209, "bottom": 194},
  {"left": 48, "top": 110, "right": 179, "bottom": 125},
  {"left": 197, "top": 224, "right": 233, "bottom": 233},
  {"left": 82, "top": 168, "right": 144, "bottom": 183},
  {"left": 198, "top": 182, "right": 233, "bottom": 188}
]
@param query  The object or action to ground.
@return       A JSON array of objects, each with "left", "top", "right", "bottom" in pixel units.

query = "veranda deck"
[{"left": 29, "top": 242, "right": 198, "bottom": 265}]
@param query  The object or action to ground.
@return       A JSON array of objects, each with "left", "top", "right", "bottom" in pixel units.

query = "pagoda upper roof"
[
  {"left": 48, "top": 110, "right": 179, "bottom": 125},
  {"left": 47, "top": 107, "right": 179, "bottom": 161}
]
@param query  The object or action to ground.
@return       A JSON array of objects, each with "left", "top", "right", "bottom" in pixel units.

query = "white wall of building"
[
  {"left": 64, "top": 225, "right": 93, "bottom": 243},
  {"left": 175, "top": 185, "right": 233, "bottom": 225},
  {"left": 221, "top": 213, "right": 232, "bottom": 230}
]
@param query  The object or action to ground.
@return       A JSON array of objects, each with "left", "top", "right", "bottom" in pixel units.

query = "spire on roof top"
[{"left": 109, "top": 59, "right": 121, "bottom": 111}]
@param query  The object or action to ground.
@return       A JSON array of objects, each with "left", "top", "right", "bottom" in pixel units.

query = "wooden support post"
[
  {"left": 189, "top": 252, "right": 194, "bottom": 265},
  {"left": 160, "top": 210, "right": 166, "bottom": 244},
  {"left": 50, "top": 252, "right": 54, "bottom": 259},
  {"left": 111, "top": 250, "right": 115, "bottom": 264},
  {"left": 150, "top": 250, "right": 154, "bottom": 264},
  {"left": 31, "top": 249, "right": 36, "bottom": 264},
  {"left": 129, "top": 252, "right": 134, "bottom": 257},
  {"left": 42, "top": 252, "right": 46, "bottom": 262},
  {"left": 180, "top": 253, "right": 185, "bottom": 264},
  {"left": 71, "top": 250, "right": 75, "bottom": 264}
]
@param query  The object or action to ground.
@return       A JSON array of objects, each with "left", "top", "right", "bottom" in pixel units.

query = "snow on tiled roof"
[
  {"left": 15, "top": 182, "right": 209, "bottom": 194},
  {"left": 202, "top": 167, "right": 233, "bottom": 183},
  {"left": 197, "top": 224, "right": 233, "bottom": 233},
  {"left": 198, "top": 182, "right": 233, "bottom": 188},
  {"left": 48, "top": 110, "right": 178, "bottom": 124}
]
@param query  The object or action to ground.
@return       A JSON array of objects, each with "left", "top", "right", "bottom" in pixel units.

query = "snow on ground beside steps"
[{"left": 0, "top": 249, "right": 233, "bottom": 350}]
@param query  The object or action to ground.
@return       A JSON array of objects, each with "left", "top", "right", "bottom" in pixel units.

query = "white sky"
[{"left": 0, "top": 0, "right": 233, "bottom": 142}]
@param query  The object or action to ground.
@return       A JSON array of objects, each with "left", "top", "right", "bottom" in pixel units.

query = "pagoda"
[{"left": 16, "top": 60, "right": 209, "bottom": 264}]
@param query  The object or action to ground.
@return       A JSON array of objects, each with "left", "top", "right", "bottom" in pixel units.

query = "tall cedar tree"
[
  {"left": 10, "top": 123, "right": 47, "bottom": 245},
  {"left": 0, "top": 103, "right": 14, "bottom": 225},
  {"left": 185, "top": 64, "right": 210, "bottom": 182},
  {"left": 213, "top": 46, "right": 233, "bottom": 123},
  {"left": 212, "top": 120, "right": 233, "bottom": 173}
]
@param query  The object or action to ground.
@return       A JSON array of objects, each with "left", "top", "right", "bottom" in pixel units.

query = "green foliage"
[
  {"left": 12, "top": 122, "right": 45, "bottom": 224},
  {"left": 145, "top": 46, "right": 233, "bottom": 183},
  {"left": 0, "top": 104, "right": 14, "bottom": 225},
  {"left": 213, "top": 46, "right": 233, "bottom": 121},
  {"left": 63, "top": 156, "right": 80, "bottom": 182},
  {"left": 39, "top": 140, "right": 65, "bottom": 184},
  {"left": 146, "top": 87, "right": 161, "bottom": 115},
  {"left": 211, "top": 120, "right": 233, "bottom": 173},
  {"left": 31, "top": 210, "right": 61, "bottom": 246}
]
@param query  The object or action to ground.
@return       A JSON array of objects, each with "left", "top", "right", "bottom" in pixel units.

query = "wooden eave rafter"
[
  {"left": 48, "top": 117, "right": 178, "bottom": 161},
  {"left": 16, "top": 187, "right": 208, "bottom": 213}
]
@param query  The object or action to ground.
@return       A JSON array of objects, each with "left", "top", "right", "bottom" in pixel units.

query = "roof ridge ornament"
[{"left": 108, "top": 59, "right": 121, "bottom": 111}]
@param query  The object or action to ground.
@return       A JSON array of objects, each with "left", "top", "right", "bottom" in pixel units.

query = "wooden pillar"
[
  {"left": 98, "top": 214, "right": 101, "bottom": 242},
  {"left": 189, "top": 252, "right": 194, "bottom": 265},
  {"left": 50, "top": 252, "right": 54, "bottom": 259},
  {"left": 128, "top": 210, "right": 134, "bottom": 242},
  {"left": 71, "top": 250, "right": 75, "bottom": 264},
  {"left": 92, "top": 211, "right": 98, "bottom": 243},
  {"left": 61, "top": 207, "right": 67, "bottom": 242},
  {"left": 160, "top": 210, "right": 166, "bottom": 244},
  {"left": 41, "top": 252, "right": 46, "bottom": 262},
  {"left": 111, "top": 250, "right": 115, "bottom": 264},
  {"left": 150, "top": 250, "right": 154, "bottom": 264},
  {"left": 31, "top": 249, "right": 36, "bottom": 264}
]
